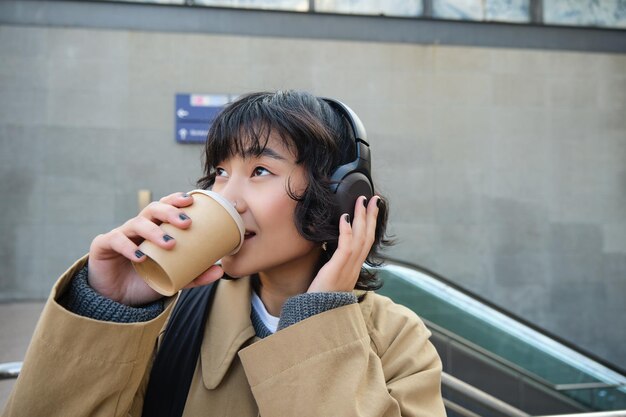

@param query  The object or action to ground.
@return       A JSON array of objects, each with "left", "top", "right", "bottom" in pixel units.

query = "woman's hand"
[
  {"left": 307, "top": 196, "right": 380, "bottom": 293},
  {"left": 87, "top": 192, "right": 224, "bottom": 306}
]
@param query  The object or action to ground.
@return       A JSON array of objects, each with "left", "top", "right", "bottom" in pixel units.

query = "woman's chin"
[{"left": 220, "top": 257, "right": 251, "bottom": 278}]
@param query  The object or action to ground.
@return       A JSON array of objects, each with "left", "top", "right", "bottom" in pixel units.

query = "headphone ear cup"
[{"left": 333, "top": 172, "right": 374, "bottom": 220}]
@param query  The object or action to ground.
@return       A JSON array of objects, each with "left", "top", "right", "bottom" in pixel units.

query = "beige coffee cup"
[{"left": 133, "top": 189, "right": 244, "bottom": 296}]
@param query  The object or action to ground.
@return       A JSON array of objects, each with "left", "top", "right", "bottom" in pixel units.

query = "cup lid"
[{"left": 188, "top": 189, "right": 245, "bottom": 254}]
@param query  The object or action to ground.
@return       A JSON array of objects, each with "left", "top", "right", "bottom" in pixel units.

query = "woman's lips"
[{"left": 244, "top": 231, "right": 256, "bottom": 240}]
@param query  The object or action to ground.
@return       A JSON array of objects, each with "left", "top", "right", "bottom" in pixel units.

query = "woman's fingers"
[
  {"left": 334, "top": 195, "right": 380, "bottom": 263},
  {"left": 160, "top": 191, "right": 194, "bottom": 207},
  {"left": 92, "top": 222, "right": 169, "bottom": 264},
  {"left": 308, "top": 195, "right": 380, "bottom": 293},
  {"left": 119, "top": 215, "right": 176, "bottom": 247},
  {"left": 346, "top": 195, "right": 379, "bottom": 260},
  {"left": 93, "top": 196, "right": 193, "bottom": 263},
  {"left": 104, "top": 229, "right": 150, "bottom": 262},
  {"left": 139, "top": 200, "right": 193, "bottom": 228},
  {"left": 333, "top": 213, "right": 354, "bottom": 264},
  {"left": 185, "top": 265, "right": 225, "bottom": 288},
  {"left": 87, "top": 191, "right": 195, "bottom": 305},
  {"left": 362, "top": 196, "right": 381, "bottom": 255}
]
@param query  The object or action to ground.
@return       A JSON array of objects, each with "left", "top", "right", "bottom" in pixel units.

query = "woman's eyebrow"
[{"left": 243, "top": 147, "right": 287, "bottom": 161}]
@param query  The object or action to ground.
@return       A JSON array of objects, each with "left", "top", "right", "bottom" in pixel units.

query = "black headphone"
[{"left": 321, "top": 98, "right": 374, "bottom": 219}]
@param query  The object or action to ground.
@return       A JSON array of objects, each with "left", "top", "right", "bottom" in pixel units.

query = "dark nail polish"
[
  {"left": 163, "top": 234, "right": 174, "bottom": 242},
  {"left": 179, "top": 213, "right": 190, "bottom": 221},
  {"left": 344, "top": 214, "right": 351, "bottom": 224},
  {"left": 362, "top": 198, "right": 368, "bottom": 207},
  {"left": 376, "top": 197, "right": 382, "bottom": 208},
  {"left": 135, "top": 250, "right": 145, "bottom": 259}
]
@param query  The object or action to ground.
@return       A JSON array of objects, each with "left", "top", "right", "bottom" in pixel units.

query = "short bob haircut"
[{"left": 197, "top": 90, "right": 392, "bottom": 291}]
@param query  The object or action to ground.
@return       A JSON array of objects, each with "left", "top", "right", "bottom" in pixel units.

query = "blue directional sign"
[{"left": 175, "top": 93, "right": 237, "bottom": 143}]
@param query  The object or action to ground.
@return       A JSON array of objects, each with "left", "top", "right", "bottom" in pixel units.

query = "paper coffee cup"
[{"left": 133, "top": 190, "right": 244, "bottom": 296}]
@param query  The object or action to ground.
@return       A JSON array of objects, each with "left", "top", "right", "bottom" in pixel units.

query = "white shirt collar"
[{"left": 251, "top": 290, "right": 279, "bottom": 333}]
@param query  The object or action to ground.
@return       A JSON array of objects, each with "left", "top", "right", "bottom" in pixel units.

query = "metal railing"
[
  {"left": 442, "top": 372, "right": 531, "bottom": 417},
  {"left": 426, "top": 318, "right": 618, "bottom": 412},
  {"left": 555, "top": 383, "right": 626, "bottom": 391},
  {"left": 441, "top": 371, "right": 626, "bottom": 417},
  {"left": 538, "top": 412, "right": 626, "bottom": 417},
  {"left": 0, "top": 362, "right": 21, "bottom": 379}
]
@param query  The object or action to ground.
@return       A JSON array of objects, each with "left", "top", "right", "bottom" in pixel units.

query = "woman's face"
[{"left": 212, "top": 134, "right": 319, "bottom": 279}]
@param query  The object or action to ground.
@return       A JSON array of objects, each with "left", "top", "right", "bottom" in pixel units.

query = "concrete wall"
[{"left": 1, "top": 24, "right": 625, "bottom": 366}]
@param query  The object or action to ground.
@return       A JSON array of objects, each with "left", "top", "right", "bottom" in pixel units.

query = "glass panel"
[
  {"left": 486, "top": 0, "right": 530, "bottom": 23},
  {"left": 194, "top": 0, "right": 309, "bottom": 12},
  {"left": 544, "top": 0, "right": 626, "bottom": 29},
  {"left": 375, "top": 263, "right": 626, "bottom": 411},
  {"left": 432, "top": 0, "right": 483, "bottom": 21},
  {"left": 559, "top": 387, "right": 626, "bottom": 410},
  {"left": 315, "top": 0, "right": 422, "bottom": 17}
]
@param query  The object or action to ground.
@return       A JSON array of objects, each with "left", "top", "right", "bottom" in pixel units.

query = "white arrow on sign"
[
  {"left": 178, "top": 128, "right": 188, "bottom": 140},
  {"left": 177, "top": 108, "right": 189, "bottom": 118}
]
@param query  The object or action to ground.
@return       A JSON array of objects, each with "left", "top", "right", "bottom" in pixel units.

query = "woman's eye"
[
  {"left": 252, "top": 167, "right": 271, "bottom": 177},
  {"left": 215, "top": 167, "right": 228, "bottom": 177}
]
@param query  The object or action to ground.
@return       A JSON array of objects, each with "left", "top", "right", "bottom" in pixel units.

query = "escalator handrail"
[
  {"left": 536, "top": 411, "right": 626, "bottom": 417},
  {"left": 442, "top": 371, "right": 626, "bottom": 417},
  {"left": 443, "top": 398, "right": 483, "bottom": 417},
  {"left": 378, "top": 256, "right": 626, "bottom": 376},
  {"left": 428, "top": 318, "right": 592, "bottom": 411},
  {"left": 555, "top": 383, "right": 626, "bottom": 391},
  {"left": 0, "top": 361, "right": 21, "bottom": 379},
  {"left": 428, "top": 316, "right": 624, "bottom": 396},
  {"left": 442, "top": 371, "right": 531, "bottom": 417},
  {"left": 426, "top": 318, "right": 572, "bottom": 390}
]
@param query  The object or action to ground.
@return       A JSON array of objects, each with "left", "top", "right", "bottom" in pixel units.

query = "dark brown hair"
[{"left": 197, "top": 90, "right": 392, "bottom": 290}]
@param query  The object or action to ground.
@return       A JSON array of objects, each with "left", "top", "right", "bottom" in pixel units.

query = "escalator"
[{"left": 375, "top": 259, "right": 626, "bottom": 416}]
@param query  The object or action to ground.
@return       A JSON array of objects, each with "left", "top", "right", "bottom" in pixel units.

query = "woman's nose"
[
  {"left": 216, "top": 187, "right": 247, "bottom": 214},
  {"left": 230, "top": 198, "right": 246, "bottom": 214}
]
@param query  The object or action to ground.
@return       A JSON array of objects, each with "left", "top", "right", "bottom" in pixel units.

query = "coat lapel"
[
  {"left": 200, "top": 276, "right": 256, "bottom": 390},
  {"left": 198, "top": 278, "right": 372, "bottom": 390}
]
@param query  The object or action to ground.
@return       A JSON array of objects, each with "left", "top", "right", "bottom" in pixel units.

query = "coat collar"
[
  {"left": 198, "top": 277, "right": 373, "bottom": 390},
  {"left": 200, "top": 276, "right": 256, "bottom": 390}
]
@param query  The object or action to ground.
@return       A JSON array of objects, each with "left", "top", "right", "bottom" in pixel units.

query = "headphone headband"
[
  {"left": 320, "top": 97, "right": 372, "bottom": 176},
  {"left": 320, "top": 98, "right": 369, "bottom": 146},
  {"left": 320, "top": 97, "right": 374, "bottom": 219}
]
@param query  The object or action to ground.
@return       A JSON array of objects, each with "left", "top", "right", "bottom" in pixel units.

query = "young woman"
[{"left": 3, "top": 91, "right": 446, "bottom": 417}]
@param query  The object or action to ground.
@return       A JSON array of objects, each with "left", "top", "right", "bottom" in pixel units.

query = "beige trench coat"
[{"left": 3, "top": 256, "right": 446, "bottom": 417}]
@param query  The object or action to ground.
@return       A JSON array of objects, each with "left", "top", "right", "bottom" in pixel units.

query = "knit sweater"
[{"left": 59, "top": 265, "right": 357, "bottom": 338}]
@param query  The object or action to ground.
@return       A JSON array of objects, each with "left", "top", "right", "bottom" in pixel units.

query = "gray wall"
[{"left": 1, "top": 22, "right": 625, "bottom": 366}]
